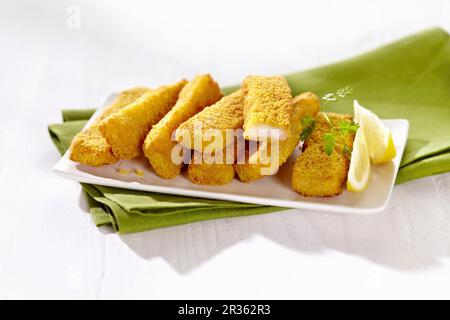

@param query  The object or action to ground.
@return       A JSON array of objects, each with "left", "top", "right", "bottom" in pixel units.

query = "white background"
[{"left": 0, "top": 0, "right": 449, "bottom": 299}]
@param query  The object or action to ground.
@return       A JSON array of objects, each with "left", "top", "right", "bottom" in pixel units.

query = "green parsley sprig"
[
  {"left": 323, "top": 132, "right": 336, "bottom": 155},
  {"left": 298, "top": 85, "right": 357, "bottom": 155},
  {"left": 300, "top": 115, "right": 316, "bottom": 141},
  {"left": 321, "top": 86, "right": 356, "bottom": 155},
  {"left": 323, "top": 120, "right": 359, "bottom": 155}
]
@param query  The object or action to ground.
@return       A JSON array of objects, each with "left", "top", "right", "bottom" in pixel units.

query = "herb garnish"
[
  {"left": 338, "top": 120, "right": 359, "bottom": 135},
  {"left": 300, "top": 115, "right": 316, "bottom": 141},
  {"left": 322, "top": 86, "right": 353, "bottom": 105},
  {"left": 299, "top": 86, "right": 357, "bottom": 155},
  {"left": 321, "top": 86, "right": 356, "bottom": 154},
  {"left": 323, "top": 120, "right": 359, "bottom": 155},
  {"left": 323, "top": 133, "right": 336, "bottom": 156}
]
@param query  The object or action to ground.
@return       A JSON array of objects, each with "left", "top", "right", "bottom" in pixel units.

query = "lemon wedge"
[
  {"left": 347, "top": 124, "right": 371, "bottom": 192},
  {"left": 353, "top": 100, "right": 396, "bottom": 164}
]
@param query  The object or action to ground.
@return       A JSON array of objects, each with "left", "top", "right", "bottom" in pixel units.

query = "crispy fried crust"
[
  {"left": 235, "top": 92, "right": 320, "bottom": 183},
  {"left": 187, "top": 163, "right": 235, "bottom": 185},
  {"left": 143, "top": 74, "right": 223, "bottom": 179},
  {"left": 69, "top": 87, "right": 150, "bottom": 166},
  {"left": 292, "top": 92, "right": 321, "bottom": 119},
  {"left": 187, "top": 144, "right": 236, "bottom": 186},
  {"left": 178, "top": 91, "right": 242, "bottom": 185},
  {"left": 303, "top": 112, "right": 354, "bottom": 148},
  {"left": 98, "top": 80, "right": 187, "bottom": 160},
  {"left": 291, "top": 112, "right": 355, "bottom": 197},
  {"left": 175, "top": 90, "right": 243, "bottom": 152},
  {"left": 242, "top": 75, "right": 292, "bottom": 141}
]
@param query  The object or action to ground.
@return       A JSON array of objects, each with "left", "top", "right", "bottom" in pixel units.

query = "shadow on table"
[{"left": 116, "top": 174, "right": 450, "bottom": 274}]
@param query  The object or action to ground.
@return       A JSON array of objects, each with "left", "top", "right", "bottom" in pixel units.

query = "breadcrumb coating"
[
  {"left": 99, "top": 80, "right": 187, "bottom": 160},
  {"left": 175, "top": 90, "right": 243, "bottom": 152},
  {"left": 187, "top": 163, "right": 235, "bottom": 185},
  {"left": 235, "top": 92, "right": 320, "bottom": 183},
  {"left": 69, "top": 87, "right": 150, "bottom": 166},
  {"left": 292, "top": 145, "right": 349, "bottom": 197},
  {"left": 242, "top": 75, "right": 293, "bottom": 141},
  {"left": 292, "top": 92, "right": 321, "bottom": 120},
  {"left": 292, "top": 112, "right": 355, "bottom": 197},
  {"left": 143, "top": 74, "right": 223, "bottom": 179},
  {"left": 186, "top": 144, "right": 236, "bottom": 185},
  {"left": 303, "top": 112, "right": 354, "bottom": 148},
  {"left": 177, "top": 90, "right": 242, "bottom": 185}
]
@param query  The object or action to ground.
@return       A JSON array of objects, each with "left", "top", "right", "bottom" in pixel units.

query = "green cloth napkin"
[
  {"left": 49, "top": 28, "right": 450, "bottom": 233},
  {"left": 49, "top": 110, "right": 284, "bottom": 233},
  {"left": 225, "top": 28, "right": 450, "bottom": 183}
]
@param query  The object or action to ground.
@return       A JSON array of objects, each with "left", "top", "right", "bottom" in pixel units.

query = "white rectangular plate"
[{"left": 53, "top": 94, "right": 409, "bottom": 214}]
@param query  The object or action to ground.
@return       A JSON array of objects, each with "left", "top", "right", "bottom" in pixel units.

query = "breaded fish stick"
[
  {"left": 292, "top": 112, "right": 355, "bottom": 197},
  {"left": 70, "top": 87, "right": 150, "bottom": 166},
  {"left": 179, "top": 91, "right": 242, "bottom": 185},
  {"left": 187, "top": 145, "right": 235, "bottom": 186},
  {"left": 98, "top": 80, "right": 187, "bottom": 160},
  {"left": 242, "top": 75, "right": 293, "bottom": 141},
  {"left": 187, "top": 163, "right": 235, "bottom": 185},
  {"left": 235, "top": 92, "right": 320, "bottom": 182},
  {"left": 186, "top": 142, "right": 237, "bottom": 185},
  {"left": 175, "top": 90, "right": 243, "bottom": 152},
  {"left": 143, "top": 74, "right": 222, "bottom": 179}
]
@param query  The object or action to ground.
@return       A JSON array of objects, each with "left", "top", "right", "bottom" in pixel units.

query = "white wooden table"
[{"left": 1, "top": 0, "right": 449, "bottom": 299}]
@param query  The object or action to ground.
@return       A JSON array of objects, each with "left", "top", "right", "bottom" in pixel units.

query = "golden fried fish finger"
[
  {"left": 69, "top": 87, "right": 150, "bottom": 166},
  {"left": 99, "top": 80, "right": 187, "bottom": 160},
  {"left": 179, "top": 91, "right": 242, "bottom": 185},
  {"left": 186, "top": 142, "right": 237, "bottom": 186},
  {"left": 187, "top": 163, "right": 235, "bottom": 185},
  {"left": 242, "top": 75, "right": 292, "bottom": 141},
  {"left": 143, "top": 74, "right": 223, "bottom": 179},
  {"left": 235, "top": 92, "right": 320, "bottom": 182},
  {"left": 175, "top": 90, "right": 243, "bottom": 152},
  {"left": 292, "top": 112, "right": 355, "bottom": 197},
  {"left": 187, "top": 161, "right": 235, "bottom": 186}
]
